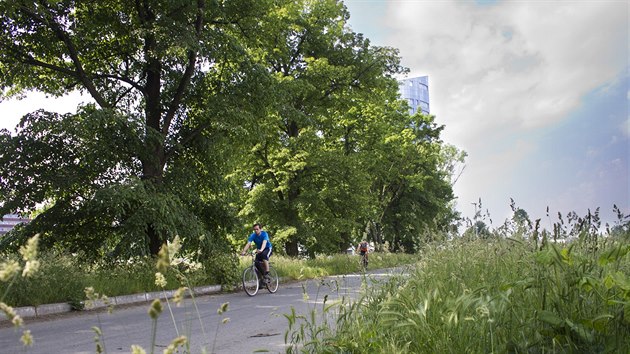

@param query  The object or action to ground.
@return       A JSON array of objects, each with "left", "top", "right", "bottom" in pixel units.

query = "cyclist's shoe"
[{"left": 264, "top": 274, "right": 271, "bottom": 284}]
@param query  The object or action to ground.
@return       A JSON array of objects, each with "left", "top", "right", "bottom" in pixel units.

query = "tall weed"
[{"left": 285, "top": 220, "right": 630, "bottom": 352}]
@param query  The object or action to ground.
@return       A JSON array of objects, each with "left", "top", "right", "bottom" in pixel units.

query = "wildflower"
[
  {"left": 148, "top": 299, "right": 162, "bottom": 319},
  {"left": 22, "top": 260, "right": 40, "bottom": 278},
  {"left": 163, "top": 335, "right": 187, "bottom": 354},
  {"left": 0, "top": 260, "right": 21, "bottom": 282},
  {"left": 185, "top": 260, "right": 202, "bottom": 273},
  {"left": 20, "top": 330, "right": 33, "bottom": 346},
  {"left": 131, "top": 345, "right": 146, "bottom": 354},
  {"left": 155, "top": 272, "right": 167, "bottom": 288},
  {"left": 19, "top": 234, "right": 40, "bottom": 261},
  {"left": 167, "top": 236, "right": 182, "bottom": 263}
]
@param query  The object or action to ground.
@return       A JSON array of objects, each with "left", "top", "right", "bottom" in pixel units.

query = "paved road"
[{"left": 0, "top": 268, "right": 411, "bottom": 353}]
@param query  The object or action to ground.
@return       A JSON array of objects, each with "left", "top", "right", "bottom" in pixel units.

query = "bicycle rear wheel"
[
  {"left": 265, "top": 266, "right": 279, "bottom": 293},
  {"left": 242, "top": 266, "right": 259, "bottom": 296}
]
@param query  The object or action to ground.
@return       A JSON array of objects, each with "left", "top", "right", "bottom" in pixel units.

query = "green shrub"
[{"left": 1, "top": 252, "right": 86, "bottom": 307}]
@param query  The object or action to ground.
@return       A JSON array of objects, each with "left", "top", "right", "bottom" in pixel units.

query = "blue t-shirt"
[{"left": 248, "top": 231, "right": 272, "bottom": 250}]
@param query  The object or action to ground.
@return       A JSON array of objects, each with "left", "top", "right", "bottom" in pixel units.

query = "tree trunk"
[
  {"left": 285, "top": 239, "right": 299, "bottom": 257},
  {"left": 147, "top": 224, "right": 162, "bottom": 256},
  {"left": 367, "top": 220, "right": 383, "bottom": 251},
  {"left": 339, "top": 231, "right": 351, "bottom": 253}
]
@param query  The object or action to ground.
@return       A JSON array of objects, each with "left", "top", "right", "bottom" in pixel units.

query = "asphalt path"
[{"left": 0, "top": 267, "right": 412, "bottom": 353}]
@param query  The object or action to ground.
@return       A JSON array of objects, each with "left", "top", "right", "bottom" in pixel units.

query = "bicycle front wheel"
[
  {"left": 242, "top": 266, "right": 259, "bottom": 296},
  {"left": 265, "top": 266, "right": 279, "bottom": 293}
]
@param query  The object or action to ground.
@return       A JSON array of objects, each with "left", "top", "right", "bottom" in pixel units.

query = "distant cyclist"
[
  {"left": 357, "top": 239, "right": 369, "bottom": 263},
  {"left": 240, "top": 223, "right": 273, "bottom": 282}
]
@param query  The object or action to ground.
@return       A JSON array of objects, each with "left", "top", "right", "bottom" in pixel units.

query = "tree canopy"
[{"left": 0, "top": 0, "right": 464, "bottom": 262}]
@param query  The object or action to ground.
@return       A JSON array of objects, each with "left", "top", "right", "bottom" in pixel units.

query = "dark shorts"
[
  {"left": 360, "top": 251, "right": 367, "bottom": 256},
  {"left": 256, "top": 247, "right": 272, "bottom": 262}
]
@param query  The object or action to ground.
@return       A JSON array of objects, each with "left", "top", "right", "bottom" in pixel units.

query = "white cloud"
[
  {"left": 384, "top": 0, "right": 627, "bottom": 148},
  {"left": 377, "top": 0, "right": 628, "bottom": 223}
]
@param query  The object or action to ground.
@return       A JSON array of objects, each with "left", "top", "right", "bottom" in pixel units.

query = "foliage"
[
  {"left": 0, "top": 0, "right": 463, "bottom": 262},
  {"left": 2, "top": 248, "right": 415, "bottom": 308},
  {"left": 2, "top": 251, "right": 87, "bottom": 307},
  {"left": 0, "top": 234, "right": 40, "bottom": 348},
  {"left": 0, "top": 0, "right": 273, "bottom": 258},
  {"left": 285, "top": 219, "right": 630, "bottom": 353},
  {"left": 233, "top": 0, "right": 462, "bottom": 256},
  {"left": 266, "top": 252, "right": 419, "bottom": 281}
]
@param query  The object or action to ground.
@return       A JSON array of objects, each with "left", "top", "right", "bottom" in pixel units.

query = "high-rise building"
[
  {"left": 398, "top": 76, "right": 430, "bottom": 115},
  {"left": 0, "top": 214, "right": 30, "bottom": 236}
]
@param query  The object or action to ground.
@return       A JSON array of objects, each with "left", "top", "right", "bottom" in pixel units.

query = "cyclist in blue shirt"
[{"left": 240, "top": 223, "right": 273, "bottom": 281}]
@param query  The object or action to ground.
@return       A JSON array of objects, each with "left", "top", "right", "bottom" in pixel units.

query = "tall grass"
[
  {"left": 0, "top": 253, "right": 212, "bottom": 308},
  {"left": 285, "top": 231, "right": 630, "bottom": 352},
  {"left": 0, "top": 250, "right": 418, "bottom": 308},
  {"left": 265, "top": 253, "right": 419, "bottom": 281}
]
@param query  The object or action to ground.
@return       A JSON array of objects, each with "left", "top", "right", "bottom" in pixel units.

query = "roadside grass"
[
  {"left": 0, "top": 251, "right": 419, "bottom": 308},
  {"left": 262, "top": 252, "right": 419, "bottom": 281},
  {"left": 285, "top": 234, "right": 630, "bottom": 353}
]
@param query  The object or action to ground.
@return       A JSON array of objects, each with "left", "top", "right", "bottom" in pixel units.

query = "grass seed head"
[
  {"left": 20, "top": 330, "right": 33, "bottom": 346},
  {"left": 163, "top": 335, "right": 187, "bottom": 354},
  {"left": 19, "top": 234, "right": 40, "bottom": 261},
  {"left": 148, "top": 299, "right": 163, "bottom": 319},
  {"left": 0, "top": 260, "right": 21, "bottom": 282},
  {"left": 22, "top": 260, "right": 40, "bottom": 278},
  {"left": 173, "top": 287, "right": 186, "bottom": 306},
  {"left": 131, "top": 345, "right": 146, "bottom": 354},
  {"left": 217, "top": 302, "right": 229, "bottom": 315}
]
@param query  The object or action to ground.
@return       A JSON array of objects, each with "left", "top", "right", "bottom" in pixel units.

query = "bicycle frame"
[{"left": 242, "top": 252, "right": 279, "bottom": 296}]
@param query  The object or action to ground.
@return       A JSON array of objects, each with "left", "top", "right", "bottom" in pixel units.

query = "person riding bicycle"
[
  {"left": 357, "top": 239, "right": 369, "bottom": 262},
  {"left": 240, "top": 223, "right": 273, "bottom": 282}
]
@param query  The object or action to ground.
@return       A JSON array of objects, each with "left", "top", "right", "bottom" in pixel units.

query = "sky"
[
  {"left": 343, "top": 0, "right": 629, "bottom": 228},
  {"left": 1, "top": 0, "right": 628, "bottom": 230}
]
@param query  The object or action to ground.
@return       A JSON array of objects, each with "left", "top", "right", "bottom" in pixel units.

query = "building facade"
[
  {"left": 0, "top": 214, "right": 30, "bottom": 236},
  {"left": 398, "top": 76, "right": 430, "bottom": 115}
]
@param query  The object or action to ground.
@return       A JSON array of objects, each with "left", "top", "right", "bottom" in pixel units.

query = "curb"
[{"left": 1, "top": 284, "right": 225, "bottom": 321}]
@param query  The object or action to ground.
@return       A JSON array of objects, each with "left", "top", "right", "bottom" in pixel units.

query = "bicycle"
[
  {"left": 360, "top": 252, "right": 368, "bottom": 270},
  {"left": 242, "top": 252, "right": 279, "bottom": 296}
]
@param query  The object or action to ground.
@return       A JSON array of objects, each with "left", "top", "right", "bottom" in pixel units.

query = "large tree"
[
  {"left": 0, "top": 0, "right": 272, "bottom": 258},
  {"left": 233, "top": 0, "right": 407, "bottom": 256}
]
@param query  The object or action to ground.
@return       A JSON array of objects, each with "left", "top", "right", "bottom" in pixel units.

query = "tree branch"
[
  {"left": 162, "top": 0, "right": 205, "bottom": 136},
  {"left": 25, "top": 1, "right": 111, "bottom": 108}
]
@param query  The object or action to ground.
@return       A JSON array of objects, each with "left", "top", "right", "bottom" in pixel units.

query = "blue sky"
[
  {"left": 1, "top": 0, "right": 628, "bottom": 229},
  {"left": 343, "top": 0, "right": 629, "bottom": 228}
]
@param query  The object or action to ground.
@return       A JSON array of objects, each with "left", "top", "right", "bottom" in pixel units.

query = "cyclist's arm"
[
  {"left": 241, "top": 242, "right": 252, "bottom": 255},
  {"left": 258, "top": 240, "right": 267, "bottom": 253}
]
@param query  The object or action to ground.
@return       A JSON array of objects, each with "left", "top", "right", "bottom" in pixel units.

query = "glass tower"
[{"left": 398, "top": 76, "right": 430, "bottom": 115}]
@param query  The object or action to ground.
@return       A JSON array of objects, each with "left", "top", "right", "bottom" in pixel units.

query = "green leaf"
[{"left": 538, "top": 310, "right": 563, "bottom": 327}]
